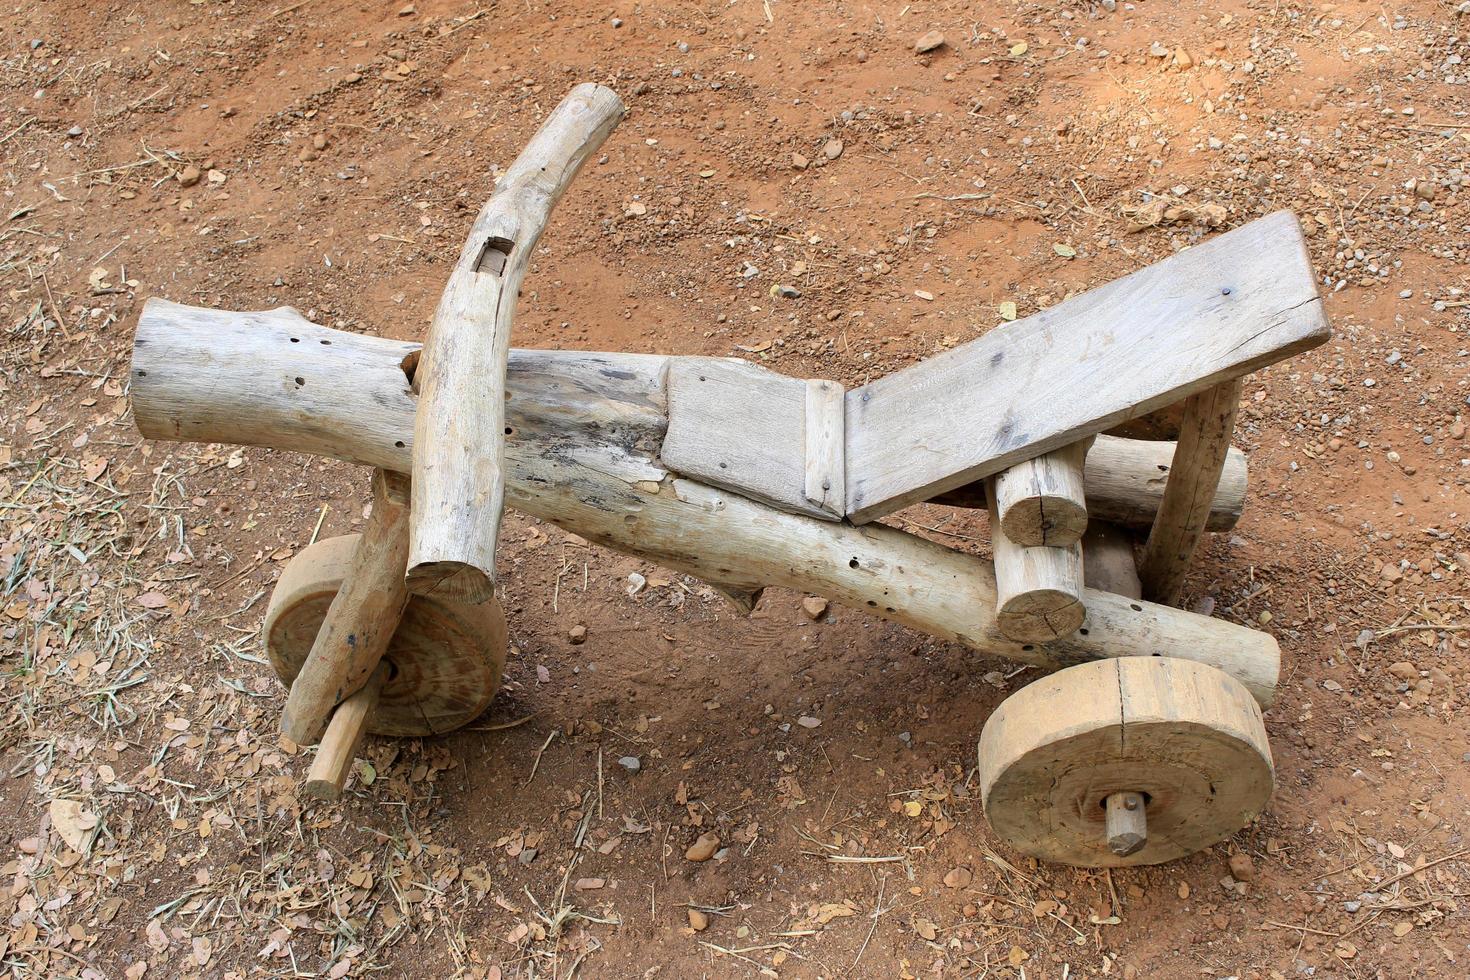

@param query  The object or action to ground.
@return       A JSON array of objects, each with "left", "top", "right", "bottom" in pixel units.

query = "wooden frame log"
[
  {"left": 1138, "top": 380, "right": 1242, "bottom": 605},
  {"left": 280, "top": 469, "right": 411, "bottom": 745},
  {"left": 987, "top": 475, "right": 1085, "bottom": 643},
  {"left": 409, "top": 83, "right": 625, "bottom": 603},
  {"left": 130, "top": 302, "right": 1280, "bottom": 706},
  {"left": 930, "top": 434, "right": 1247, "bottom": 533},
  {"left": 844, "top": 211, "right": 1327, "bottom": 523},
  {"left": 990, "top": 439, "right": 1091, "bottom": 547}
]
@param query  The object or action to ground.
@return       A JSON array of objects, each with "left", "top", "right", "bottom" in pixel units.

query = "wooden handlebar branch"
[
  {"left": 409, "top": 83, "right": 625, "bottom": 603},
  {"left": 130, "top": 301, "right": 1280, "bottom": 706}
]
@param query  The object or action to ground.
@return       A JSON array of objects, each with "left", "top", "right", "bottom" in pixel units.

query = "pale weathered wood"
[
  {"left": 978, "top": 656, "right": 1274, "bottom": 866},
  {"left": 929, "top": 434, "right": 1247, "bottom": 534},
  {"left": 846, "top": 211, "right": 1328, "bottom": 523},
  {"left": 305, "top": 661, "right": 388, "bottom": 801},
  {"left": 662, "top": 358, "right": 836, "bottom": 520},
  {"left": 987, "top": 479, "right": 1086, "bottom": 643},
  {"left": 279, "top": 469, "right": 411, "bottom": 745},
  {"left": 131, "top": 304, "right": 1283, "bottom": 704},
  {"left": 1138, "top": 379, "right": 1243, "bottom": 605},
  {"left": 264, "top": 535, "right": 508, "bottom": 736},
  {"left": 1081, "top": 521, "right": 1142, "bottom": 600},
  {"left": 409, "top": 83, "right": 625, "bottom": 603},
  {"left": 991, "top": 439, "right": 1091, "bottom": 547},
  {"left": 132, "top": 302, "right": 1243, "bottom": 533},
  {"left": 803, "top": 379, "right": 846, "bottom": 519},
  {"left": 1104, "top": 791, "right": 1148, "bottom": 857}
]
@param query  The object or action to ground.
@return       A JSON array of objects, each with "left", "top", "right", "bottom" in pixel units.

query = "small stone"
[
  {"left": 944, "top": 866, "right": 973, "bottom": 888},
  {"left": 1388, "top": 661, "right": 1418, "bottom": 681},
  {"left": 685, "top": 833, "right": 720, "bottom": 862},
  {"left": 344, "top": 72, "right": 362, "bottom": 83},
  {"left": 801, "top": 596, "right": 829, "bottom": 620},
  {"left": 66, "top": 125, "right": 82, "bottom": 137},
  {"left": 1173, "top": 48, "right": 1194, "bottom": 69},
  {"left": 1228, "top": 852, "right": 1256, "bottom": 882},
  {"left": 518, "top": 847, "right": 537, "bottom": 865},
  {"left": 574, "top": 877, "right": 605, "bottom": 891},
  {"left": 687, "top": 908, "right": 710, "bottom": 930},
  {"left": 855, "top": 49, "right": 869, "bottom": 63},
  {"left": 915, "top": 30, "right": 946, "bottom": 54},
  {"left": 177, "top": 165, "right": 202, "bottom": 187},
  {"left": 626, "top": 572, "right": 647, "bottom": 596},
  {"left": 791, "top": 152, "right": 809, "bottom": 170},
  {"left": 822, "top": 138, "right": 844, "bottom": 160},
  {"left": 568, "top": 624, "right": 587, "bottom": 644},
  {"left": 1380, "top": 564, "right": 1402, "bottom": 583},
  {"left": 312, "top": 133, "right": 328, "bottom": 150},
  {"left": 618, "top": 755, "right": 641, "bottom": 772},
  {"left": 797, "top": 715, "right": 822, "bottom": 728},
  {"left": 1450, "top": 420, "right": 1465, "bottom": 440},
  {"left": 773, "top": 284, "right": 801, "bottom": 299},
  {"left": 1343, "top": 900, "right": 1361, "bottom": 913},
  {"left": 611, "top": 17, "right": 623, "bottom": 27},
  {"left": 1415, "top": 181, "right": 1437, "bottom": 201}
]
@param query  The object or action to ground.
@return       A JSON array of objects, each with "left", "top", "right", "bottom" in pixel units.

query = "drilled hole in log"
[
  {"left": 474, "top": 236, "right": 515, "bottom": 276},
  {"left": 295, "top": 377, "right": 305, "bottom": 387}
]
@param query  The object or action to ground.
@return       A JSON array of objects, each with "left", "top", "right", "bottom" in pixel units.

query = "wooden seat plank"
[{"left": 843, "top": 211, "right": 1329, "bottom": 524}]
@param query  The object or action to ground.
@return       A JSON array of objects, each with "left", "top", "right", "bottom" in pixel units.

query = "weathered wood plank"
[
  {"left": 803, "top": 379, "right": 846, "bottom": 518},
  {"left": 662, "top": 357, "right": 837, "bottom": 521},
  {"left": 845, "top": 211, "right": 1328, "bottom": 523}
]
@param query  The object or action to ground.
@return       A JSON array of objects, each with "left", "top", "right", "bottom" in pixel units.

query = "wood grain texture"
[
  {"left": 132, "top": 305, "right": 1282, "bottom": 705},
  {"left": 987, "top": 479, "right": 1086, "bottom": 642},
  {"left": 845, "top": 211, "right": 1328, "bottom": 523},
  {"left": 928, "top": 434, "right": 1247, "bottom": 533},
  {"left": 279, "top": 469, "right": 411, "bottom": 745},
  {"left": 1138, "top": 379, "right": 1243, "bottom": 605},
  {"left": 1081, "top": 521, "right": 1142, "bottom": 600},
  {"left": 662, "top": 357, "right": 837, "bottom": 520},
  {"left": 803, "top": 379, "right": 846, "bottom": 518},
  {"left": 991, "top": 439, "right": 1090, "bottom": 547},
  {"left": 305, "top": 661, "right": 388, "bottom": 801},
  {"left": 410, "top": 83, "right": 625, "bottom": 603},
  {"left": 265, "top": 535, "right": 507, "bottom": 737},
  {"left": 978, "top": 656, "right": 1273, "bottom": 866}
]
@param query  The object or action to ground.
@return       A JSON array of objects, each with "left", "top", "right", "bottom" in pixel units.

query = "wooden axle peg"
[
  {"left": 990, "top": 439, "right": 1092, "bottom": 547},
  {"left": 987, "top": 474, "right": 1085, "bottom": 643},
  {"left": 279, "top": 469, "right": 411, "bottom": 746},
  {"left": 1105, "top": 791, "right": 1148, "bottom": 856},
  {"left": 408, "top": 83, "right": 626, "bottom": 603},
  {"left": 305, "top": 661, "right": 389, "bottom": 801}
]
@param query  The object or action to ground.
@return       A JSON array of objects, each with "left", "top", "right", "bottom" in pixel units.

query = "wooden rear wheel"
[
  {"left": 978, "top": 656, "right": 1273, "bottom": 867},
  {"left": 263, "top": 534, "right": 507, "bottom": 737}
]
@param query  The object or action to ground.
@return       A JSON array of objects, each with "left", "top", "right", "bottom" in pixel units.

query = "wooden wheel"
[
  {"left": 978, "top": 657, "right": 1273, "bottom": 867},
  {"left": 263, "top": 534, "right": 507, "bottom": 737}
]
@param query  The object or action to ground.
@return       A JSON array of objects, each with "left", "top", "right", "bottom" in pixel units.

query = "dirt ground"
[{"left": 3, "top": 0, "right": 1469, "bottom": 977}]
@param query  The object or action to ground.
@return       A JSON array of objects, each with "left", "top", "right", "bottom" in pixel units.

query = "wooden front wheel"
[
  {"left": 263, "top": 534, "right": 507, "bottom": 737},
  {"left": 978, "top": 657, "right": 1273, "bottom": 867}
]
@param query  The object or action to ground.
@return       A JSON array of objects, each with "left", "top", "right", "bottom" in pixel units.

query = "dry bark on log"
[
  {"left": 409, "top": 83, "right": 624, "bottom": 603},
  {"left": 131, "top": 301, "right": 1280, "bottom": 705}
]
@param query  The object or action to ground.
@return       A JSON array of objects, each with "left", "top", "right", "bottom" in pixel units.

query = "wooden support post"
[
  {"left": 990, "top": 439, "right": 1091, "bottom": 547},
  {"left": 279, "top": 469, "right": 411, "bottom": 745},
  {"left": 305, "top": 662, "right": 389, "bottom": 801},
  {"left": 987, "top": 477, "right": 1085, "bottom": 643},
  {"left": 408, "top": 83, "right": 625, "bottom": 603},
  {"left": 1137, "top": 380, "right": 1242, "bottom": 606}
]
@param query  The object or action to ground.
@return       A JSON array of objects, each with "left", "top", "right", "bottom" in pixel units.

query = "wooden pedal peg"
[
  {"left": 1138, "top": 380, "right": 1242, "bottom": 606},
  {"left": 987, "top": 478, "right": 1085, "bottom": 643},
  {"left": 990, "top": 439, "right": 1091, "bottom": 547},
  {"left": 280, "top": 469, "right": 410, "bottom": 745},
  {"left": 305, "top": 662, "right": 389, "bottom": 801}
]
